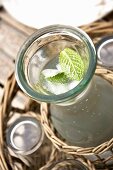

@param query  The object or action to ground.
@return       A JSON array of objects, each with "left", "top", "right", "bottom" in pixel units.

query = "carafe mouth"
[{"left": 15, "top": 25, "right": 96, "bottom": 103}]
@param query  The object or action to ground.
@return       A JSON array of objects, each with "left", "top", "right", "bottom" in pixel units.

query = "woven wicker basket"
[
  {"left": 40, "top": 15, "right": 113, "bottom": 170},
  {"left": 0, "top": 74, "right": 96, "bottom": 170},
  {"left": 0, "top": 74, "right": 54, "bottom": 170},
  {"left": 1, "top": 13, "right": 113, "bottom": 170}
]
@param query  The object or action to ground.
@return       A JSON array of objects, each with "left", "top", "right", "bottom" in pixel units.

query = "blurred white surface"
[
  {"left": 2, "top": 0, "right": 113, "bottom": 28},
  {"left": 0, "top": 0, "right": 2, "bottom": 6}
]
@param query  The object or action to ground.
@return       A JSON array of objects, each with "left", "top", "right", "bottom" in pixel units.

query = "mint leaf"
[
  {"left": 59, "top": 48, "right": 84, "bottom": 81},
  {"left": 41, "top": 48, "right": 84, "bottom": 84},
  {"left": 47, "top": 72, "right": 69, "bottom": 84}
]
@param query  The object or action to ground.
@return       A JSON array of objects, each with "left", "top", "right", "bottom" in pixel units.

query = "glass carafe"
[{"left": 16, "top": 25, "right": 113, "bottom": 147}]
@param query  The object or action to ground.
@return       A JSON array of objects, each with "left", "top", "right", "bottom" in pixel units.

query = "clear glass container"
[
  {"left": 6, "top": 116, "right": 44, "bottom": 155},
  {"left": 16, "top": 25, "right": 113, "bottom": 147},
  {"left": 48, "top": 159, "right": 88, "bottom": 170},
  {"left": 96, "top": 35, "right": 113, "bottom": 69}
]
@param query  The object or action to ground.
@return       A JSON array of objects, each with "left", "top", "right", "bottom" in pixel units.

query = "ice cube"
[
  {"left": 56, "top": 64, "right": 62, "bottom": 71},
  {"left": 43, "top": 81, "right": 69, "bottom": 95},
  {"left": 68, "top": 80, "right": 80, "bottom": 90},
  {"left": 42, "top": 69, "right": 60, "bottom": 78},
  {"left": 43, "top": 80, "right": 80, "bottom": 95}
]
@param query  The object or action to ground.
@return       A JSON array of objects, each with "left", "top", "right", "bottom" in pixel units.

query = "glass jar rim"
[
  {"left": 15, "top": 24, "right": 96, "bottom": 103},
  {"left": 48, "top": 159, "right": 88, "bottom": 170},
  {"left": 6, "top": 116, "right": 44, "bottom": 155}
]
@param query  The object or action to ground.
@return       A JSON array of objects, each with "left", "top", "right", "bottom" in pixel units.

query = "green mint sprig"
[
  {"left": 42, "top": 48, "right": 84, "bottom": 83},
  {"left": 47, "top": 72, "right": 69, "bottom": 84},
  {"left": 59, "top": 48, "right": 84, "bottom": 81}
]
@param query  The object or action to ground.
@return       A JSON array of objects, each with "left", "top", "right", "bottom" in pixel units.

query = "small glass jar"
[
  {"left": 6, "top": 116, "right": 44, "bottom": 155},
  {"left": 16, "top": 25, "right": 113, "bottom": 147},
  {"left": 48, "top": 159, "right": 88, "bottom": 170},
  {"left": 96, "top": 35, "right": 113, "bottom": 69}
]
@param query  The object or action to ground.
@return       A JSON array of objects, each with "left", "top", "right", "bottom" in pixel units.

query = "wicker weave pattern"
[
  {"left": 0, "top": 74, "right": 96, "bottom": 170},
  {"left": 0, "top": 74, "right": 54, "bottom": 170},
  {"left": 40, "top": 147, "right": 96, "bottom": 170}
]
